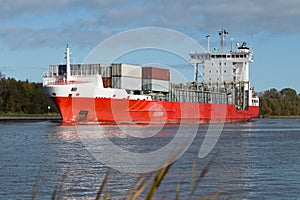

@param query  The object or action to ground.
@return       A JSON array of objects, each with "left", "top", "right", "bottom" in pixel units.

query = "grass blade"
[
  {"left": 31, "top": 174, "right": 40, "bottom": 200},
  {"left": 131, "top": 182, "right": 147, "bottom": 200},
  {"left": 191, "top": 159, "right": 196, "bottom": 191},
  {"left": 103, "top": 191, "right": 111, "bottom": 200},
  {"left": 175, "top": 180, "right": 181, "bottom": 200},
  {"left": 188, "top": 156, "right": 216, "bottom": 199},
  {"left": 95, "top": 171, "right": 110, "bottom": 200},
  {"left": 145, "top": 163, "right": 172, "bottom": 200},
  {"left": 127, "top": 173, "right": 152, "bottom": 200}
]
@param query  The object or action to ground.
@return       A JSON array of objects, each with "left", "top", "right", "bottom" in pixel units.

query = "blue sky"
[{"left": 0, "top": 0, "right": 300, "bottom": 92}]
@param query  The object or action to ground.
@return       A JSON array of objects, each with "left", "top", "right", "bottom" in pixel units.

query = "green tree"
[
  {"left": 0, "top": 71, "right": 58, "bottom": 114},
  {"left": 5, "top": 95, "right": 16, "bottom": 113},
  {"left": 260, "top": 87, "right": 300, "bottom": 116},
  {"left": 263, "top": 88, "right": 281, "bottom": 99},
  {"left": 280, "top": 88, "right": 298, "bottom": 101}
]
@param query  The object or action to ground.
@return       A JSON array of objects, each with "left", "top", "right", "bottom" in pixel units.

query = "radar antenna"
[{"left": 218, "top": 29, "right": 228, "bottom": 52}]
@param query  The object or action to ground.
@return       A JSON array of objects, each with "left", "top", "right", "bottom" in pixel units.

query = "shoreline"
[
  {"left": 0, "top": 114, "right": 61, "bottom": 121},
  {"left": 258, "top": 115, "right": 300, "bottom": 119},
  {"left": 1, "top": 115, "right": 300, "bottom": 121}
]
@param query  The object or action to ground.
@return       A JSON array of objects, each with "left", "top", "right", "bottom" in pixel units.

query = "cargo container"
[
  {"left": 142, "top": 78, "right": 170, "bottom": 92},
  {"left": 72, "top": 64, "right": 100, "bottom": 75},
  {"left": 112, "top": 76, "right": 142, "bottom": 90},
  {"left": 100, "top": 65, "right": 111, "bottom": 78},
  {"left": 49, "top": 63, "right": 111, "bottom": 77},
  {"left": 142, "top": 67, "right": 170, "bottom": 81},
  {"left": 111, "top": 63, "right": 142, "bottom": 78},
  {"left": 49, "top": 65, "right": 59, "bottom": 76},
  {"left": 102, "top": 77, "right": 112, "bottom": 88}
]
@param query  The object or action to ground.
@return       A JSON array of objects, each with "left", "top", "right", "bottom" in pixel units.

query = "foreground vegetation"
[{"left": 32, "top": 158, "right": 221, "bottom": 199}]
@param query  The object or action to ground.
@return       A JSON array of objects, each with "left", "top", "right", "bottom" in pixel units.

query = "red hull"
[{"left": 52, "top": 97, "right": 259, "bottom": 124}]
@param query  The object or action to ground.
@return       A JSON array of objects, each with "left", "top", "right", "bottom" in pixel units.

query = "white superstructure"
[{"left": 189, "top": 29, "right": 259, "bottom": 108}]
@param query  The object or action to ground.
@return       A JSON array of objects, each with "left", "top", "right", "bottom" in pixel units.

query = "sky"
[{"left": 0, "top": 0, "right": 300, "bottom": 92}]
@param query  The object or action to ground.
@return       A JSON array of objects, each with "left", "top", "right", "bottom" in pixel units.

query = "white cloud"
[
  {"left": 0, "top": 26, "right": 114, "bottom": 49},
  {"left": 0, "top": 0, "right": 299, "bottom": 49}
]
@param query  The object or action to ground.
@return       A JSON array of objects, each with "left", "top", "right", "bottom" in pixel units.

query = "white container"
[
  {"left": 49, "top": 64, "right": 59, "bottom": 76},
  {"left": 142, "top": 79, "right": 169, "bottom": 92},
  {"left": 100, "top": 65, "right": 111, "bottom": 78},
  {"left": 112, "top": 76, "right": 142, "bottom": 90},
  {"left": 70, "top": 64, "right": 101, "bottom": 75},
  {"left": 112, "top": 63, "right": 142, "bottom": 78}
]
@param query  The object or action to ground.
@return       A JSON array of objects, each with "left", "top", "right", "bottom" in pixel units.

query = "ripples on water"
[{"left": 0, "top": 118, "right": 299, "bottom": 199}]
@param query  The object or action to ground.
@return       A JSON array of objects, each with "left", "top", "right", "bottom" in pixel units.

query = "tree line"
[
  {"left": 259, "top": 88, "right": 300, "bottom": 117},
  {"left": 0, "top": 71, "right": 57, "bottom": 114}
]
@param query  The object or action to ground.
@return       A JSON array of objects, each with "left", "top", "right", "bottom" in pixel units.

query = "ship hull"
[{"left": 52, "top": 96, "right": 259, "bottom": 124}]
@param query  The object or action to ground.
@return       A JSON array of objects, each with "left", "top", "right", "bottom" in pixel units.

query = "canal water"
[{"left": 0, "top": 118, "right": 299, "bottom": 199}]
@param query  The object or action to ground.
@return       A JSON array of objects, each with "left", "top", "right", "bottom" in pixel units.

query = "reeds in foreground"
[{"left": 32, "top": 158, "right": 221, "bottom": 200}]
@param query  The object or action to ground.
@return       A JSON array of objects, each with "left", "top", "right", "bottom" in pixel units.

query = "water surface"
[{"left": 0, "top": 118, "right": 299, "bottom": 199}]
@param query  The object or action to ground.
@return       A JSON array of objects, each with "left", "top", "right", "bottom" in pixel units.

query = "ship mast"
[
  {"left": 65, "top": 44, "right": 71, "bottom": 81},
  {"left": 218, "top": 29, "right": 228, "bottom": 52},
  {"left": 206, "top": 35, "right": 211, "bottom": 52}
]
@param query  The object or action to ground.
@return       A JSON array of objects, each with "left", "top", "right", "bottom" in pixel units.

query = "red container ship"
[{"left": 43, "top": 30, "right": 259, "bottom": 124}]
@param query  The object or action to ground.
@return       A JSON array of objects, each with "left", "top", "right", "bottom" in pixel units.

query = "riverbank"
[
  {"left": 1, "top": 114, "right": 300, "bottom": 121},
  {"left": 258, "top": 115, "right": 300, "bottom": 119},
  {"left": 0, "top": 113, "right": 61, "bottom": 120}
]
